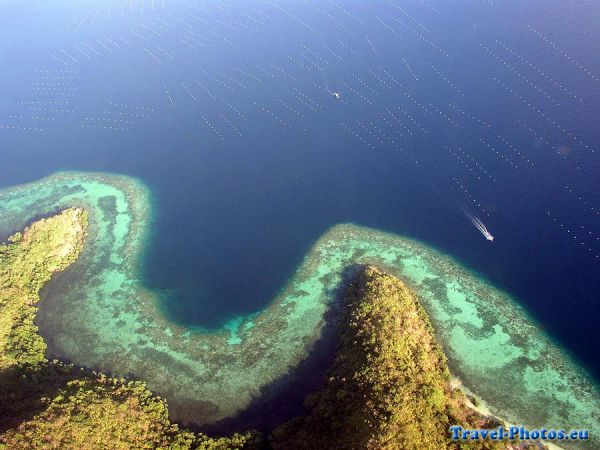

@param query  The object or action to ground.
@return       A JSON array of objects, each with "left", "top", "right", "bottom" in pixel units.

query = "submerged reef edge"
[{"left": 0, "top": 171, "right": 598, "bottom": 446}]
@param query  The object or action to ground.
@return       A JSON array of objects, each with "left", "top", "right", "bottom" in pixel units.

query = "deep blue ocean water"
[{"left": 1, "top": 0, "right": 599, "bottom": 379}]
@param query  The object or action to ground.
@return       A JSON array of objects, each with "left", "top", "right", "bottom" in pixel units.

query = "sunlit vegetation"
[
  {"left": 0, "top": 210, "right": 260, "bottom": 449},
  {"left": 0, "top": 208, "right": 87, "bottom": 368},
  {"left": 0, "top": 211, "right": 541, "bottom": 449},
  {"left": 271, "top": 266, "right": 539, "bottom": 450}
]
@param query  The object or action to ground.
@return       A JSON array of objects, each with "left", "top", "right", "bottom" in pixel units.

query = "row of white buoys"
[
  {"left": 367, "top": 68, "right": 392, "bottom": 89},
  {"left": 254, "top": 102, "right": 291, "bottom": 128},
  {"left": 141, "top": 22, "right": 162, "bottom": 37},
  {"left": 401, "top": 90, "right": 433, "bottom": 116},
  {"left": 287, "top": 55, "right": 318, "bottom": 72},
  {"left": 365, "top": 34, "right": 377, "bottom": 55},
  {"left": 378, "top": 65, "right": 401, "bottom": 86},
  {"left": 100, "top": 109, "right": 149, "bottom": 119},
  {"left": 218, "top": 112, "right": 242, "bottom": 136},
  {"left": 277, "top": 98, "right": 304, "bottom": 118},
  {"left": 82, "top": 116, "right": 130, "bottom": 131},
  {"left": 564, "top": 184, "right": 600, "bottom": 218},
  {"left": 379, "top": 111, "right": 407, "bottom": 139},
  {"left": 208, "top": 30, "right": 233, "bottom": 46},
  {"left": 416, "top": 0, "right": 440, "bottom": 15},
  {"left": 353, "top": 74, "right": 378, "bottom": 96},
  {"left": 300, "top": 0, "right": 351, "bottom": 33},
  {"left": 217, "top": 71, "right": 247, "bottom": 90},
  {"left": 234, "top": 68, "right": 263, "bottom": 83},
  {"left": 180, "top": 35, "right": 206, "bottom": 51},
  {"left": 195, "top": 81, "right": 217, "bottom": 102},
  {"left": 447, "top": 147, "right": 495, "bottom": 182},
  {"left": 145, "top": 48, "right": 162, "bottom": 64},
  {"left": 447, "top": 103, "right": 491, "bottom": 128},
  {"left": 341, "top": 122, "right": 375, "bottom": 150},
  {"left": 300, "top": 44, "right": 328, "bottom": 66},
  {"left": 222, "top": 98, "right": 246, "bottom": 121},
  {"left": 479, "top": 137, "right": 519, "bottom": 168},
  {"left": 292, "top": 87, "right": 323, "bottom": 111},
  {"left": 81, "top": 123, "right": 127, "bottom": 131},
  {"left": 269, "top": 63, "right": 297, "bottom": 81},
  {"left": 164, "top": 87, "right": 175, "bottom": 105},
  {"left": 250, "top": 7, "right": 271, "bottom": 22},
  {"left": 149, "top": 19, "right": 172, "bottom": 34},
  {"left": 322, "top": 44, "right": 343, "bottom": 61},
  {"left": 130, "top": 30, "right": 150, "bottom": 45},
  {"left": 86, "top": 102, "right": 151, "bottom": 132},
  {"left": 3, "top": 71, "right": 79, "bottom": 134},
  {"left": 453, "top": 178, "right": 491, "bottom": 216},
  {"left": 384, "top": 107, "right": 412, "bottom": 137},
  {"left": 480, "top": 43, "right": 559, "bottom": 106},
  {"left": 29, "top": 107, "right": 74, "bottom": 114},
  {"left": 84, "top": 116, "right": 133, "bottom": 125},
  {"left": 343, "top": 118, "right": 419, "bottom": 162},
  {"left": 369, "top": 120, "right": 418, "bottom": 164},
  {"left": 386, "top": 1, "right": 430, "bottom": 33},
  {"left": 0, "top": 124, "right": 44, "bottom": 132},
  {"left": 400, "top": 58, "right": 418, "bottom": 81},
  {"left": 546, "top": 210, "right": 599, "bottom": 259},
  {"left": 156, "top": 45, "right": 175, "bottom": 61},
  {"left": 202, "top": 70, "right": 234, "bottom": 92},
  {"left": 493, "top": 77, "right": 593, "bottom": 153},
  {"left": 336, "top": 39, "right": 360, "bottom": 57},
  {"left": 428, "top": 62, "right": 463, "bottom": 95},
  {"left": 179, "top": 82, "right": 197, "bottom": 100},
  {"left": 254, "top": 64, "right": 276, "bottom": 79},
  {"left": 73, "top": 47, "right": 91, "bottom": 60},
  {"left": 269, "top": 1, "right": 325, "bottom": 39},
  {"left": 518, "top": 120, "right": 550, "bottom": 147},
  {"left": 240, "top": 11, "right": 266, "bottom": 27},
  {"left": 495, "top": 134, "right": 533, "bottom": 166},
  {"left": 344, "top": 81, "right": 373, "bottom": 105},
  {"left": 368, "top": 120, "right": 400, "bottom": 147},
  {"left": 326, "top": 0, "right": 364, "bottom": 26},
  {"left": 46, "top": 52, "right": 67, "bottom": 66},
  {"left": 495, "top": 39, "right": 583, "bottom": 103},
  {"left": 12, "top": 115, "right": 47, "bottom": 123},
  {"left": 376, "top": 16, "right": 403, "bottom": 40},
  {"left": 356, "top": 120, "right": 385, "bottom": 145},
  {"left": 387, "top": 13, "right": 452, "bottom": 60},
  {"left": 109, "top": 102, "right": 153, "bottom": 112},
  {"left": 528, "top": 25, "right": 599, "bottom": 83},
  {"left": 81, "top": 43, "right": 100, "bottom": 56},
  {"left": 398, "top": 107, "right": 428, "bottom": 134},
  {"left": 201, "top": 114, "right": 224, "bottom": 139}
]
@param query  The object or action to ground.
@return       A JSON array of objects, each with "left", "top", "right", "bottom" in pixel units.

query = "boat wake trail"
[{"left": 462, "top": 207, "right": 494, "bottom": 241}]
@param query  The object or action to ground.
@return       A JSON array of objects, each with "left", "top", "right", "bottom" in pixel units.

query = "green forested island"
[{"left": 0, "top": 209, "right": 543, "bottom": 449}]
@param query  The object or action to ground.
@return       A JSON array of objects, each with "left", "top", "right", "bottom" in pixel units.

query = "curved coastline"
[{"left": 0, "top": 172, "right": 598, "bottom": 446}]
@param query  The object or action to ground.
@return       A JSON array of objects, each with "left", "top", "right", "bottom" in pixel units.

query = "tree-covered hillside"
[
  {"left": 271, "top": 266, "right": 537, "bottom": 450},
  {"left": 0, "top": 209, "right": 259, "bottom": 449},
  {"left": 0, "top": 210, "right": 540, "bottom": 450}
]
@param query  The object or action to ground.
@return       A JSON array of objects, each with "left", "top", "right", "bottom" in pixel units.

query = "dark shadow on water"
[
  {"left": 14, "top": 262, "right": 365, "bottom": 440},
  {"left": 194, "top": 264, "right": 366, "bottom": 437}
]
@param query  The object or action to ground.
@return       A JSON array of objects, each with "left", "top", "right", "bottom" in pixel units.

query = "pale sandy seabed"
[{"left": 0, "top": 172, "right": 598, "bottom": 448}]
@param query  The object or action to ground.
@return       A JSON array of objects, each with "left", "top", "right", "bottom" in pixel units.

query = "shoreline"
[
  {"left": 1, "top": 171, "right": 598, "bottom": 447},
  {"left": 454, "top": 378, "right": 566, "bottom": 450}
]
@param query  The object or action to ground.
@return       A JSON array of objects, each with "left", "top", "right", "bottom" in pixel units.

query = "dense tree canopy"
[
  {"left": 0, "top": 210, "right": 540, "bottom": 449},
  {"left": 271, "top": 266, "right": 537, "bottom": 450},
  {"left": 0, "top": 209, "right": 259, "bottom": 450}
]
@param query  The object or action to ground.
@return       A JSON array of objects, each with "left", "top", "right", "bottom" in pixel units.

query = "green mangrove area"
[
  {"left": 0, "top": 211, "right": 534, "bottom": 448},
  {"left": 0, "top": 172, "right": 598, "bottom": 448}
]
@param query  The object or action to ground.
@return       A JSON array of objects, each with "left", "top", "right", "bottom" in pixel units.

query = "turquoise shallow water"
[{"left": 1, "top": 172, "right": 598, "bottom": 447}]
